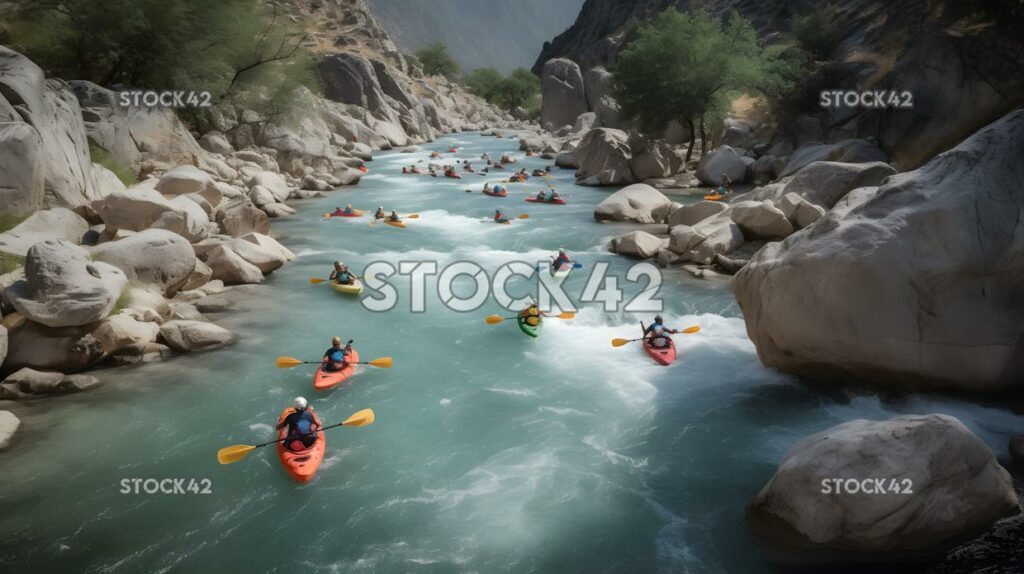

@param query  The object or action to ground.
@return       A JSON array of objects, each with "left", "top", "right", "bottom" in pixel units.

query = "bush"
[
  {"left": 89, "top": 145, "right": 136, "bottom": 186},
  {"left": 0, "top": 213, "right": 29, "bottom": 234},
  {"left": 415, "top": 42, "right": 460, "bottom": 78},
  {"left": 791, "top": 6, "right": 838, "bottom": 60},
  {"left": 0, "top": 253, "right": 25, "bottom": 275}
]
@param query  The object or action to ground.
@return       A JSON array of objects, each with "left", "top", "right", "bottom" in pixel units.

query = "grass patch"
[
  {"left": 111, "top": 289, "right": 133, "bottom": 315},
  {"left": 0, "top": 213, "right": 29, "bottom": 234},
  {"left": 90, "top": 145, "right": 136, "bottom": 186},
  {"left": 0, "top": 252, "right": 25, "bottom": 275}
]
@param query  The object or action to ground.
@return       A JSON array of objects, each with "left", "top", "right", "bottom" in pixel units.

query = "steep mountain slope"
[
  {"left": 534, "top": 0, "right": 1024, "bottom": 169},
  {"left": 367, "top": 0, "right": 584, "bottom": 73}
]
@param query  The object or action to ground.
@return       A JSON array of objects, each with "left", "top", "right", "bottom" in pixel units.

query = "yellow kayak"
[
  {"left": 331, "top": 280, "right": 363, "bottom": 295},
  {"left": 386, "top": 220, "right": 407, "bottom": 228}
]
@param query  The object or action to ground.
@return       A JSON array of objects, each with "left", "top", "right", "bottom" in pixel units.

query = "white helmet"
[{"left": 294, "top": 397, "right": 308, "bottom": 410}]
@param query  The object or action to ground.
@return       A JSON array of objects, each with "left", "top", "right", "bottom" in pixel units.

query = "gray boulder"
[
  {"left": 5, "top": 240, "right": 127, "bottom": 328},
  {"left": 155, "top": 165, "right": 215, "bottom": 197},
  {"left": 573, "top": 128, "right": 634, "bottom": 186},
  {"left": 216, "top": 199, "right": 270, "bottom": 237},
  {"left": 159, "top": 320, "right": 236, "bottom": 352},
  {"left": 780, "top": 140, "right": 888, "bottom": 178},
  {"left": 0, "top": 411, "right": 19, "bottom": 449},
  {"left": 728, "top": 201, "right": 794, "bottom": 240},
  {"left": 540, "top": 58, "right": 588, "bottom": 131},
  {"left": 3, "top": 321, "right": 105, "bottom": 373},
  {"left": 695, "top": 146, "right": 748, "bottom": 186},
  {"left": 0, "top": 208, "right": 90, "bottom": 257},
  {"left": 92, "top": 314, "right": 161, "bottom": 355},
  {"left": 667, "top": 201, "right": 727, "bottom": 228},
  {"left": 609, "top": 231, "right": 663, "bottom": 258},
  {"left": 629, "top": 138, "right": 683, "bottom": 181},
  {"left": 733, "top": 109, "right": 1024, "bottom": 391},
  {"left": 90, "top": 229, "right": 196, "bottom": 295},
  {"left": 748, "top": 414, "right": 1019, "bottom": 552},
  {"left": 93, "top": 184, "right": 210, "bottom": 243},
  {"left": 594, "top": 184, "right": 672, "bottom": 224},
  {"left": 205, "top": 245, "right": 265, "bottom": 285},
  {"left": 782, "top": 161, "right": 897, "bottom": 209}
]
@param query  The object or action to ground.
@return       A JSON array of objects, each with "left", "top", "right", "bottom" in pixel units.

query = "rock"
[
  {"left": 1010, "top": 435, "right": 1024, "bottom": 468},
  {"left": 747, "top": 414, "right": 1019, "bottom": 553},
  {"left": 629, "top": 138, "right": 682, "bottom": 180},
  {"left": 239, "top": 232, "right": 295, "bottom": 262},
  {"left": 779, "top": 139, "right": 888, "bottom": 178},
  {"left": 715, "top": 253, "right": 749, "bottom": 274},
  {"left": 261, "top": 203, "right": 296, "bottom": 218},
  {"left": 179, "top": 259, "right": 213, "bottom": 292},
  {"left": 583, "top": 67, "right": 623, "bottom": 129},
  {"left": 782, "top": 161, "right": 897, "bottom": 209},
  {"left": 609, "top": 231, "right": 663, "bottom": 258},
  {"left": 194, "top": 295, "right": 234, "bottom": 313},
  {"left": 3, "top": 321, "right": 105, "bottom": 373},
  {"left": 733, "top": 109, "right": 1024, "bottom": 391},
  {"left": 0, "top": 323, "right": 6, "bottom": 368},
  {"left": 0, "top": 208, "right": 90, "bottom": 257},
  {"left": 92, "top": 314, "right": 160, "bottom": 354},
  {"left": 5, "top": 240, "right": 127, "bottom": 328},
  {"left": 540, "top": 58, "right": 588, "bottom": 131},
  {"left": 573, "top": 128, "right": 634, "bottom": 186},
  {"left": 695, "top": 146, "right": 748, "bottom": 186},
  {"left": 205, "top": 245, "right": 264, "bottom": 285},
  {"left": 750, "top": 154, "right": 785, "bottom": 185},
  {"left": 109, "top": 342, "right": 174, "bottom": 365},
  {"left": 728, "top": 201, "right": 794, "bottom": 240},
  {"left": 667, "top": 201, "right": 727, "bottom": 228},
  {"left": 668, "top": 225, "right": 705, "bottom": 255},
  {"left": 792, "top": 200, "right": 825, "bottom": 229},
  {"left": 159, "top": 320, "right": 236, "bottom": 352},
  {"left": 594, "top": 183, "right": 672, "bottom": 223},
  {"left": 90, "top": 229, "right": 196, "bottom": 295},
  {"left": 123, "top": 286, "right": 170, "bottom": 320},
  {"left": 722, "top": 117, "right": 755, "bottom": 148},
  {"left": 0, "top": 411, "right": 19, "bottom": 449},
  {"left": 167, "top": 302, "right": 203, "bottom": 321},
  {"left": 216, "top": 199, "right": 270, "bottom": 237},
  {"left": 572, "top": 112, "right": 596, "bottom": 134},
  {"left": 198, "top": 132, "right": 232, "bottom": 155},
  {"left": 793, "top": 115, "right": 824, "bottom": 146},
  {"left": 685, "top": 220, "right": 745, "bottom": 264},
  {"left": 248, "top": 185, "right": 276, "bottom": 207},
  {"left": 155, "top": 165, "right": 214, "bottom": 197},
  {"left": 247, "top": 171, "right": 291, "bottom": 203},
  {"left": 554, "top": 151, "right": 578, "bottom": 169},
  {"left": 93, "top": 184, "right": 209, "bottom": 243}
]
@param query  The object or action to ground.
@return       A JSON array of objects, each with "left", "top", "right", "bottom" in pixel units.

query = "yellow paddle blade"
[
  {"left": 217, "top": 444, "right": 257, "bottom": 465},
  {"left": 557, "top": 312, "right": 576, "bottom": 320},
  {"left": 682, "top": 325, "right": 701, "bottom": 334},
  {"left": 342, "top": 408, "right": 375, "bottom": 427},
  {"left": 405, "top": 214, "right": 420, "bottom": 219},
  {"left": 517, "top": 213, "right": 530, "bottom": 219},
  {"left": 485, "top": 315, "right": 506, "bottom": 324},
  {"left": 309, "top": 278, "right": 327, "bottom": 284},
  {"left": 611, "top": 338, "right": 633, "bottom": 348},
  {"left": 275, "top": 356, "right": 304, "bottom": 368},
  {"left": 368, "top": 357, "right": 393, "bottom": 368}
]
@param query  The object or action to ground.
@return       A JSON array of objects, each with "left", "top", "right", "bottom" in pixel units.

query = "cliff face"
[{"left": 535, "top": 0, "right": 1024, "bottom": 169}]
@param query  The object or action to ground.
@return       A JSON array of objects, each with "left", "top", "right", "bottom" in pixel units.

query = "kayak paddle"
[
  {"left": 611, "top": 325, "right": 701, "bottom": 347},
  {"left": 275, "top": 356, "right": 394, "bottom": 368},
  {"left": 535, "top": 261, "right": 584, "bottom": 272},
  {"left": 480, "top": 214, "right": 530, "bottom": 223},
  {"left": 485, "top": 311, "right": 575, "bottom": 324},
  {"left": 309, "top": 276, "right": 361, "bottom": 285},
  {"left": 217, "top": 408, "right": 375, "bottom": 465}
]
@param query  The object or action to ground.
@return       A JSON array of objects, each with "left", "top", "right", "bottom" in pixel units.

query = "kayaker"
[
  {"left": 535, "top": 190, "right": 547, "bottom": 201},
  {"left": 644, "top": 315, "right": 678, "bottom": 348},
  {"left": 483, "top": 182, "right": 492, "bottom": 194},
  {"left": 720, "top": 173, "right": 733, "bottom": 195},
  {"left": 331, "top": 206, "right": 345, "bottom": 216},
  {"left": 277, "top": 397, "right": 320, "bottom": 452},
  {"left": 494, "top": 209, "right": 509, "bottom": 224},
  {"left": 388, "top": 210, "right": 402, "bottom": 223},
  {"left": 550, "top": 190, "right": 561, "bottom": 200},
  {"left": 402, "top": 167, "right": 408, "bottom": 174},
  {"left": 342, "top": 204, "right": 356, "bottom": 215},
  {"left": 322, "top": 337, "right": 352, "bottom": 372},
  {"left": 551, "top": 248, "right": 571, "bottom": 271},
  {"left": 519, "top": 303, "right": 546, "bottom": 327},
  {"left": 374, "top": 206, "right": 386, "bottom": 219},
  {"left": 329, "top": 261, "right": 355, "bottom": 285}
]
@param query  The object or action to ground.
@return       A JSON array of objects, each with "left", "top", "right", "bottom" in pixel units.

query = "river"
[{"left": 1, "top": 134, "right": 1020, "bottom": 574}]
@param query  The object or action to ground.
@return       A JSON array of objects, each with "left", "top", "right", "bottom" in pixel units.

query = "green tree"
[
  {"left": 791, "top": 6, "right": 838, "bottom": 60},
  {"left": 415, "top": 42, "right": 459, "bottom": 78},
  {"left": 611, "top": 8, "right": 783, "bottom": 161},
  {"left": 494, "top": 67, "right": 540, "bottom": 112},
  {"left": 4, "top": 0, "right": 315, "bottom": 123},
  {"left": 464, "top": 66, "right": 504, "bottom": 101}
]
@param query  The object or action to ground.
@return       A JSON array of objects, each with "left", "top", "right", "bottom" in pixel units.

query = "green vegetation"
[
  {"left": 0, "top": 253, "right": 25, "bottom": 275},
  {"left": 611, "top": 8, "right": 787, "bottom": 161},
  {"left": 791, "top": 6, "right": 838, "bottom": 60},
  {"left": 4, "top": 0, "right": 316, "bottom": 123},
  {"left": 415, "top": 42, "right": 460, "bottom": 78},
  {"left": 464, "top": 67, "right": 540, "bottom": 114},
  {"left": 90, "top": 145, "right": 136, "bottom": 186},
  {"left": 0, "top": 213, "right": 29, "bottom": 234},
  {"left": 111, "top": 289, "right": 133, "bottom": 315}
]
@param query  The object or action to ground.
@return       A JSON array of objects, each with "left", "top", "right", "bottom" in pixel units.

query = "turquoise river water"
[{"left": 0, "top": 134, "right": 1021, "bottom": 574}]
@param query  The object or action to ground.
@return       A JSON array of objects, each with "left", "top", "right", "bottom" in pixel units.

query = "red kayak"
[
  {"left": 445, "top": 173, "right": 462, "bottom": 179},
  {"left": 643, "top": 338, "right": 677, "bottom": 366},
  {"left": 483, "top": 189, "right": 508, "bottom": 197},
  {"left": 275, "top": 408, "right": 326, "bottom": 483},
  {"left": 325, "top": 210, "right": 363, "bottom": 218},
  {"left": 525, "top": 197, "right": 565, "bottom": 205},
  {"left": 313, "top": 349, "right": 360, "bottom": 390}
]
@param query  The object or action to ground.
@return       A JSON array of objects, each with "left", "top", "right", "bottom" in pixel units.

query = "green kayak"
[{"left": 517, "top": 315, "right": 540, "bottom": 338}]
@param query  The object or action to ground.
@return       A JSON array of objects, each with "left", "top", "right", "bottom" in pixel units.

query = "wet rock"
[
  {"left": 609, "top": 231, "right": 663, "bottom": 258},
  {"left": 194, "top": 295, "right": 234, "bottom": 313},
  {"left": 261, "top": 203, "right": 296, "bottom": 218},
  {"left": 2, "top": 367, "right": 100, "bottom": 395},
  {"left": 159, "top": 320, "right": 236, "bottom": 352},
  {"left": 748, "top": 414, "right": 1019, "bottom": 553},
  {"left": 593, "top": 183, "right": 672, "bottom": 224}
]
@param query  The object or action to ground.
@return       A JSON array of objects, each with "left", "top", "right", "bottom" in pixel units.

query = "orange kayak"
[
  {"left": 275, "top": 408, "right": 326, "bottom": 483},
  {"left": 313, "top": 350, "right": 360, "bottom": 390},
  {"left": 704, "top": 194, "right": 723, "bottom": 201}
]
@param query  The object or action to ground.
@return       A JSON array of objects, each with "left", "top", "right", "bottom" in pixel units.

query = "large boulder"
[
  {"left": 779, "top": 140, "right": 888, "bottom": 178},
  {"left": 0, "top": 411, "right": 18, "bottom": 449},
  {"left": 667, "top": 201, "right": 727, "bottom": 228},
  {"left": 583, "top": 67, "right": 623, "bottom": 129},
  {"left": 733, "top": 109, "right": 1024, "bottom": 391},
  {"left": 198, "top": 132, "right": 233, "bottom": 155},
  {"left": 159, "top": 320, "right": 236, "bottom": 352},
  {"left": 90, "top": 229, "right": 196, "bottom": 295},
  {"left": 728, "top": 201, "right": 794, "bottom": 240},
  {"left": 682, "top": 219, "right": 745, "bottom": 264},
  {"left": 748, "top": 414, "right": 1019, "bottom": 553},
  {"left": 594, "top": 184, "right": 672, "bottom": 224},
  {"left": 92, "top": 314, "right": 161, "bottom": 355},
  {"left": 695, "top": 146, "right": 748, "bottom": 186},
  {"left": 0, "top": 122, "right": 45, "bottom": 215},
  {"left": 247, "top": 171, "right": 291, "bottom": 203},
  {"left": 93, "top": 184, "right": 210, "bottom": 242},
  {"left": 629, "top": 138, "right": 683, "bottom": 181},
  {"left": 540, "top": 58, "right": 588, "bottom": 131},
  {"left": 5, "top": 240, "right": 127, "bottom": 328},
  {"left": 155, "top": 165, "right": 215, "bottom": 197},
  {"left": 205, "top": 245, "right": 265, "bottom": 285},
  {"left": 216, "top": 199, "right": 270, "bottom": 237},
  {"left": 226, "top": 234, "right": 291, "bottom": 274},
  {"left": 609, "top": 231, "right": 663, "bottom": 258},
  {"left": 0, "top": 208, "right": 90, "bottom": 257},
  {"left": 2, "top": 321, "right": 105, "bottom": 373},
  {"left": 573, "top": 128, "right": 634, "bottom": 186},
  {"left": 782, "top": 161, "right": 897, "bottom": 209}
]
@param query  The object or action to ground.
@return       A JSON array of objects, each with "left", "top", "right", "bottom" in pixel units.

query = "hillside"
[{"left": 367, "top": 0, "right": 584, "bottom": 73}]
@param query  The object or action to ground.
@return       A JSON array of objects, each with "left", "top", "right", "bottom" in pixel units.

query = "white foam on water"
[
  {"left": 247, "top": 422, "right": 274, "bottom": 434},
  {"left": 484, "top": 387, "right": 537, "bottom": 398},
  {"left": 583, "top": 435, "right": 649, "bottom": 470},
  {"left": 439, "top": 398, "right": 451, "bottom": 406}
]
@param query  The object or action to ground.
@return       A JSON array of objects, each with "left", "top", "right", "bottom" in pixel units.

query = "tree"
[
  {"left": 791, "top": 6, "right": 838, "bottom": 60},
  {"left": 494, "top": 67, "right": 540, "bottom": 112},
  {"left": 415, "top": 42, "right": 459, "bottom": 78},
  {"left": 611, "top": 8, "right": 783, "bottom": 161},
  {"left": 464, "top": 67, "right": 504, "bottom": 101}
]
